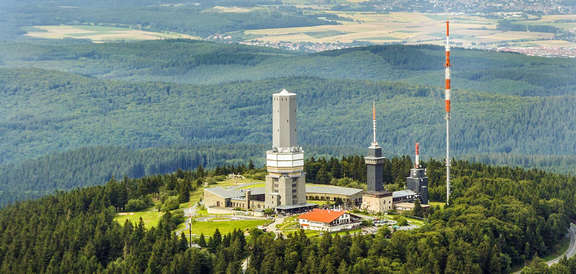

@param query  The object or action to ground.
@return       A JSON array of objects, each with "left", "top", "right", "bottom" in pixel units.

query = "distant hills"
[
  {"left": 2, "top": 65, "right": 575, "bottom": 165},
  {"left": 1, "top": 40, "right": 576, "bottom": 205},
  {"left": 2, "top": 40, "right": 575, "bottom": 95}
]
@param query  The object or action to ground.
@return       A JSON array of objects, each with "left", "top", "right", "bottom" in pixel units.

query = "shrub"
[
  {"left": 395, "top": 216, "right": 408, "bottom": 226},
  {"left": 163, "top": 196, "right": 180, "bottom": 211},
  {"left": 125, "top": 199, "right": 148, "bottom": 211}
]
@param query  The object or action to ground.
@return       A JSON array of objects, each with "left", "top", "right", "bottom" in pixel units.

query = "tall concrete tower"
[
  {"left": 265, "top": 89, "right": 306, "bottom": 209},
  {"left": 361, "top": 102, "right": 393, "bottom": 213},
  {"left": 406, "top": 143, "right": 429, "bottom": 204}
]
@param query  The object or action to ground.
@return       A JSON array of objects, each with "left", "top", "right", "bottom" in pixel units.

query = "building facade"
[
  {"left": 204, "top": 183, "right": 363, "bottom": 211},
  {"left": 306, "top": 185, "right": 363, "bottom": 207},
  {"left": 392, "top": 189, "right": 417, "bottom": 203},
  {"left": 406, "top": 169, "right": 429, "bottom": 204},
  {"left": 298, "top": 209, "right": 361, "bottom": 232},
  {"left": 405, "top": 142, "right": 429, "bottom": 204},
  {"left": 204, "top": 187, "right": 266, "bottom": 210}
]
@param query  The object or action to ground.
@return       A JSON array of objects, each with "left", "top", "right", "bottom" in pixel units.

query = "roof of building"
[
  {"left": 298, "top": 209, "right": 347, "bottom": 223},
  {"left": 394, "top": 202, "right": 431, "bottom": 210},
  {"left": 275, "top": 203, "right": 317, "bottom": 210},
  {"left": 306, "top": 185, "right": 363, "bottom": 196},
  {"left": 205, "top": 184, "right": 363, "bottom": 200},
  {"left": 363, "top": 190, "right": 392, "bottom": 197},
  {"left": 204, "top": 186, "right": 265, "bottom": 200},
  {"left": 275, "top": 89, "right": 296, "bottom": 96},
  {"left": 393, "top": 189, "right": 417, "bottom": 198}
]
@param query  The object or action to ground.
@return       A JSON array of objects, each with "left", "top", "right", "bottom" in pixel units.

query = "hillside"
[
  {"left": 2, "top": 41, "right": 576, "bottom": 96},
  {"left": 0, "top": 160, "right": 575, "bottom": 272},
  {"left": 1, "top": 41, "right": 576, "bottom": 205},
  {"left": 3, "top": 67, "right": 576, "bottom": 166},
  {"left": 0, "top": 144, "right": 362, "bottom": 206}
]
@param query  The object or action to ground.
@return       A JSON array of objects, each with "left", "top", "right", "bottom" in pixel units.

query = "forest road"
[
  {"left": 545, "top": 223, "right": 576, "bottom": 266},
  {"left": 515, "top": 223, "right": 576, "bottom": 273}
]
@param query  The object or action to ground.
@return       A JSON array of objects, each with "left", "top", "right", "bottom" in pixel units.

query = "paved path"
[
  {"left": 175, "top": 202, "right": 200, "bottom": 236},
  {"left": 264, "top": 216, "right": 285, "bottom": 239},
  {"left": 546, "top": 223, "right": 576, "bottom": 266},
  {"left": 515, "top": 223, "right": 576, "bottom": 273}
]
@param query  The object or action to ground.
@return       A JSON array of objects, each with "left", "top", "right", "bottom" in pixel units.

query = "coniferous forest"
[
  {"left": 1, "top": 41, "right": 576, "bottom": 206},
  {"left": 2, "top": 1, "right": 576, "bottom": 273},
  {"left": 0, "top": 159, "right": 575, "bottom": 273}
]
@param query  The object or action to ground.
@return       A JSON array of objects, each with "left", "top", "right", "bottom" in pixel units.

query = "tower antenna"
[
  {"left": 445, "top": 20, "right": 451, "bottom": 206},
  {"left": 415, "top": 142, "right": 420, "bottom": 169},
  {"left": 372, "top": 101, "right": 377, "bottom": 145}
]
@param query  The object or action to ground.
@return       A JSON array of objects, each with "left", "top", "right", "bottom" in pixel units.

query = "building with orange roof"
[{"left": 298, "top": 209, "right": 361, "bottom": 232}]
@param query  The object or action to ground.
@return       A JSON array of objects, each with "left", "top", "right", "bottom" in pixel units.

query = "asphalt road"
[
  {"left": 546, "top": 223, "right": 576, "bottom": 266},
  {"left": 515, "top": 223, "right": 576, "bottom": 273}
]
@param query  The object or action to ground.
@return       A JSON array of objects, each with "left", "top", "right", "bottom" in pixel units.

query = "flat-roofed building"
[
  {"left": 204, "top": 183, "right": 363, "bottom": 211},
  {"left": 394, "top": 202, "right": 431, "bottom": 212},
  {"left": 393, "top": 189, "right": 417, "bottom": 203},
  {"left": 306, "top": 185, "right": 363, "bottom": 206},
  {"left": 204, "top": 186, "right": 266, "bottom": 210}
]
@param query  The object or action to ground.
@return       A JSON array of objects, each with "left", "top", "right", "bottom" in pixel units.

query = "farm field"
[
  {"left": 25, "top": 25, "right": 200, "bottom": 43},
  {"left": 243, "top": 11, "right": 576, "bottom": 48}
]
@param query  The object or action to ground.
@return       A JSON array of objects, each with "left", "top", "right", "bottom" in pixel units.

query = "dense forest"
[
  {"left": 0, "top": 41, "right": 575, "bottom": 207},
  {"left": 1, "top": 65, "right": 575, "bottom": 163},
  {"left": 0, "top": 145, "right": 362, "bottom": 206},
  {"left": 2, "top": 42, "right": 576, "bottom": 205},
  {"left": 0, "top": 159, "right": 574, "bottom": 273},
  {"left": 2, "top": 41, "right": 576, "bottom": 96}
]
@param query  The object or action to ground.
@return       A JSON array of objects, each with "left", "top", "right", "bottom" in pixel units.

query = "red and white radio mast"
[{"left": 445, "top": 20, "right": 452, "bottom": 205}]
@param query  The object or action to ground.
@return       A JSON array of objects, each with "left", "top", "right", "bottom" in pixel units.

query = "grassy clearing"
[
  {"left": 277, "top": 215, "right": 300, "bottom": 231},
  {"left": 25, "top": 25, "right": 200, "bottom": 43},
  {"left": 303, "top": 229, "right": 322, "bottom": 238},
  {"left": 188, "top": 219, "right": 270, "bottom": 238},
  {"left": 116, "top": 186, "right": 203, "bottom": 228},
  {"left": 429, "top": 201, "right": 445, "bottom": 209},
  {"left": 405, "top": 217, "right": 425, "bottom": 226},
  {"left": 114, "top": 210, "right": 163, "bottom": 229},
  {"left": 334, "top": 228, "right": 362, "bottom": 236},
  {"left": 195, "top": 207, "right": 209, "bottom": 217}
]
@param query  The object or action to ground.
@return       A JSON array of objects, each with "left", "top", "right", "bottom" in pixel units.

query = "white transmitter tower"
[{"left": 264, "top": 89, "right": 307, "bottom": 210}]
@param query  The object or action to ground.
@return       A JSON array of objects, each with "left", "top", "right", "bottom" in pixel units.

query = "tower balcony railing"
[{"left": 266, "top": 150, "right": 304, "bottom": 171}]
